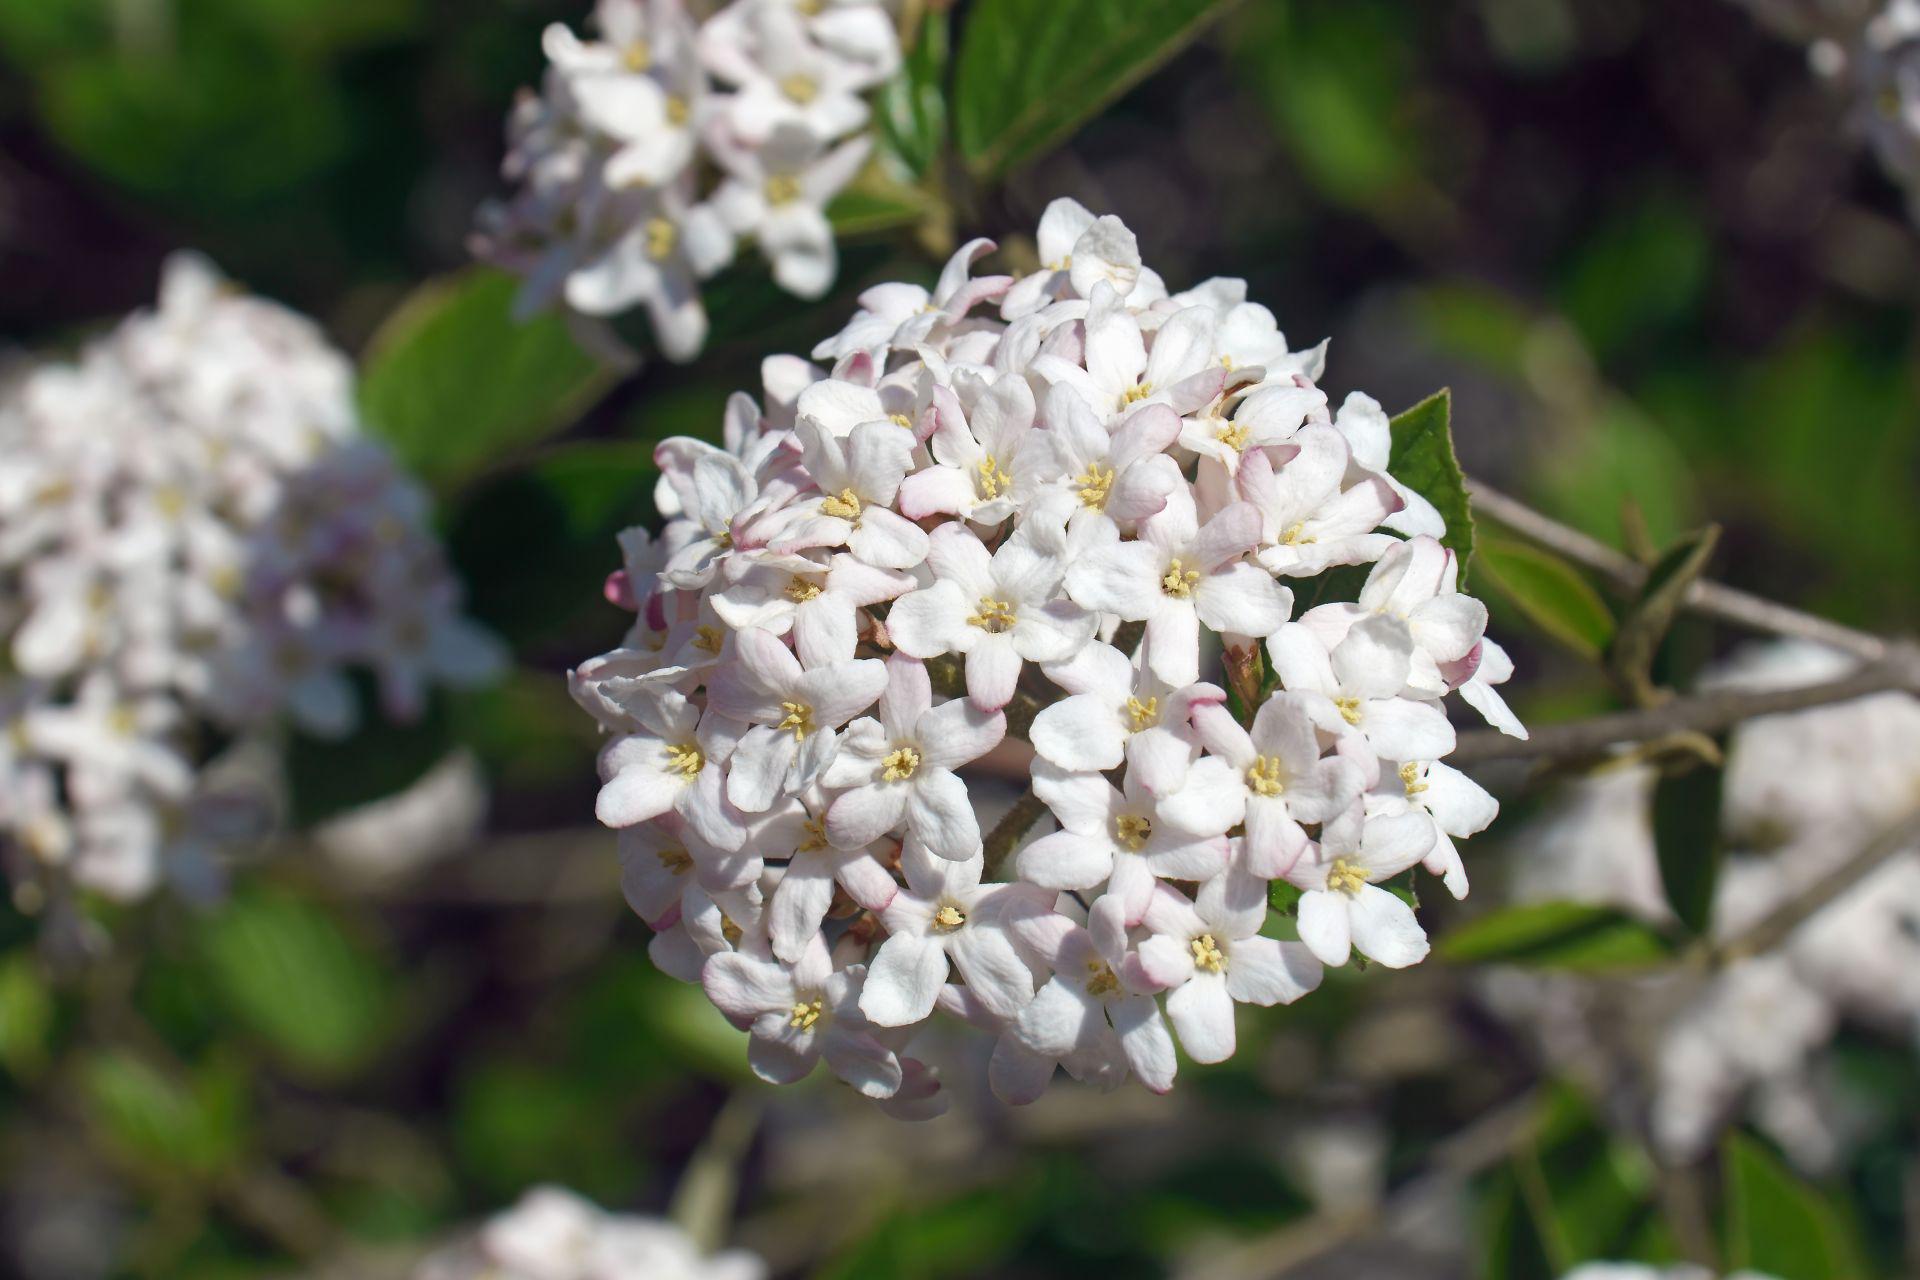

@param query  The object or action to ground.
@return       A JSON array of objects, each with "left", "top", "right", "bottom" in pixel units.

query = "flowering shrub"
[
  {"left": 416, "top": 1186, "right": 764, "bottom": 1280},
  {"left": 571, "top": 200, "right": 1526, "bottom": 1108},
  {"left": 474, "top": 0, "right": 902, "bottom": 361},
  {"left": 0, "top": 255, "right": 499, "bottom": 907}
]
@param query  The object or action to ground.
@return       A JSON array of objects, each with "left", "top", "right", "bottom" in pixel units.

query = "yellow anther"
[
  {"left": 1246, "top": 755, "right": 1286, "bottom": 797},
  {"left": 780, "top": 74, "right": 818, "bottom": 103},
  {"left": 975, "top": 455, "right": 1014, "bottom": 499},
  {"left": 789, "top": 997, "right": 824, "bottom": 1030},
  {"left": 720, "top": 914, "right": 743, "bottom": 945},
  {"left": 665, "top": 94, "right": 689, "bottom": 126},
  {"left": 107, "top": 705, "right": 139, "bottom": 737},
  {"left": 1160, "top": 559, "right": 1201, "bottom": 598},
  {"left": 1220, "top": 353, "right": 1236, "bottom": 371},
  {"left": 882, "top": 746, "right": 921, "bottom": 781},
  {"left": 778, "top": 700, "right": 816, "bottom": 739},
  {"left": 795, "top": 0, "right": 824, "bottom": 14},
  {"left": 1214, "top": 421, "right": 1251, "bottom": 452},
  {"left": 711, "top": 527, "right": 734, "bottom": 550},
  {"left": 1124, "top": 695, "right": 1160, "bottom": 733},
  {"left": 785, "top": 576, "right": 823, "bottom": 602},
  {"left": 1113, "top": 813, "right": 1152, "bottom": 852},
  {"left": 798, "top": 817, "right": 830, "bottom": 853},
  {"left": 1119, "top": 381, "right": 1154, "bottom": 408},
  {"left": 1075, "top": 462, "right": 1115, "bottom": 511},
  {"left": 622, "top": 39, "right": 652, "bottom": 72},
  {"left": 888, "top": 412, "right": 914, "bottom": 429},
  {"left": 657, "top": 846, "right": 693, "bottom": 873},
  {"left": 1190, "top": 934, "right": 1226, "bottom": 973},
  {"left": 664, "top": 742, "right": 705, "bottom": 778},
  {"left": 154, "top": 486, "right": 187, "bottom": 517},
  {"left": 819, "top": 488, "right": 862, "bottom": 522},
  {"left": 933, "top": 903, "right": 966, "bottom": 931},
  {"left": 1085, "top": 961, "right": 1120, "bottom": 997},
  {"left": 1333, "top": 695, "right": 1363, "bottom": 726},
  {"left": 1279, "top": 522, "right": 1308, "bottom": 546},
  {"left": 1046, "top": 255, "right": 1071, "bottom": 272},
  {"left": 765, "top": 174, "right": 802, "bottom": 205},
  {"left": 643, "top": 217, "right": 677, "bottom": 260},
  {"left": 966, "top": 597, "right": 1018, "bottom": 633},
  {"left": 1326, "top": 858, "right": 1369, "bottom": 896},
  {"left": 1399, "top": 761, "right": 1428, "bottom": 797},
  {"left": 694, "top": 625, "right": 724, "bottom": 653}
]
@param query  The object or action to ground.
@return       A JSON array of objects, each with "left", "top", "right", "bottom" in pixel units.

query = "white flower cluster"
[
  {"left": 473, "top": 0, "right": 902, "bottom": 361},
  {"left": 1562, "top": 1267, "right": 1781, "bottom": 1280},
  {"left": 1735, "top": 0, "right": 1920, "bottom": 221},
  {"left": 1499, "top": 641, "right": 1920, "bottom": 1169},
  {"left": 415, "top": 1186, "right": 764, "bottom": 1280},
  {"left": 571, "top": 200, "right": 1525, "bottom": 1110},
  {"left": 0, "top": 254, "right": 500, "bottom": 905}
]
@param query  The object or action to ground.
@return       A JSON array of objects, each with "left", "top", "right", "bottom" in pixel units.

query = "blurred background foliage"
[{"left": 1, "top": 0, "right": 1917, "bottom": 1276}]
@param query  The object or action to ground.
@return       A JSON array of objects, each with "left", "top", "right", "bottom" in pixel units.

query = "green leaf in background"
[
  {"left": 1722, "top": 1132, "right": 1869, "bottom": 1280},
  {"left": 0, "top": 953, "right": 52, "bottom": 1079},
  {"left": 1388, "top": 389, "right": 1475, "bottom": 569},
  {"left": 284, "top": 682, "right": 455, "bottom": 827},
  {"left": 953, "top": 0, "right": 1237, "bottom": 178},
  {"left": 81, "top": 1051, "right": 247, "bottom": 1178},
  {"left": 1558, "top": 192, "right": 1710, "bottom": 362},
  {"left": 1439, "top": 901, "right": 1673, "bottom": 971},
  {"left": 1607, "top": 524, "right": 1719, "bottom": 705},
  {"left": 358, "top": 267, "right": 617, "bottom": 491},
  {"left": 1475, "top": 535, "right": 1615, "bottom": 661},
  {"left": 1512, "top": 1083, "right": 1665, "bottom": 1269},
  {"left": 1651, "top": 763, "right": 1724, "bottom": 937},
  {"left": 875, "top": 7, "right": 950, "bottom": 179},
  {"left": 198, "top": 888, "right": 394, "bottom": 1080}
]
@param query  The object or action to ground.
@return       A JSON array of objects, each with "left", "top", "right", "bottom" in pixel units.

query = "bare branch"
[
  {"left": 1710, "top": 806, "right": 1920, "bottom": 966},
  {"left": 1466, "top": 477, "right": 1890, "bottom": 663},
  {"left": 982, "top": 788, "right": 1048, "bottom": 880}
]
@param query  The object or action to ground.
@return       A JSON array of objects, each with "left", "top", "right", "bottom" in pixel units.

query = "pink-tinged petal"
[
  {"left": 1157, "top": 756, "right": 1246, "bottom": 836},
  {"left": 879, "top": 653, "right": 932, "bottom": 739},
  {"left": 826, "top": 782, "right": 909, "bottom": 849},
  {"left": 1017, "top": 831, "right": 1115, "bottom": 891},
  {"left": 989, "top": 1037, "right": 1057, "bottom": 1106},
  {"left": 768, "top": 859, "right": 836, "bottom": 963},
  {"left": 1348, "top": 884, "right": 1429, "bottom": 968},
  {"left": 1266, "top": 623, "right": 1340, "bottom": 697},
  {"left": 947, "top": 927, "right": 1036, "bottom": 1019},
  {"left": 907, "top": 768, "right": 982, "bottom": 860},
  {"left": 1190, "top": 502, "right": 1264, "bottom": 570},
  {"left": 1126, "top": 727, "right": 1194, "bottom": 798},
  {"left": 797, "top": 658, "right": 888, "bottom": 728},
  {"left": 703, "top": 951, "right": 793, "bottom": 1019},
  {"left": 793, "top": 596, "right": 858, "bottom": 666},
  {"left": 681, "top": 765, "right": 749, "bottom": 851},
  {"left": 1109, "top": 403, "right": 1182, "bottom": 466},
  {"left": 1142, "top": 603, "right": 1201, "bottom": 687},
  {"left": 1106, "top": 453, "right": 1180, "bottom": 523},
  {"left": 1141, "top": 835, "right": 1229, "bottom": 883},
  {"left": 1224, "top": 937, "right": 1323, "bottom": 1005},
  {"left": 1030, "top": 694, "right": 1125, "bottom": 772},
  {"left": 1295, "top": 890, "right": 1353, "bottom": 967},
  {"left": 1033, "top": 763, "right": 1121, "bottom": 833},
  {"left": 848, "top": 507, "right": 929, "bottom": 569},
  {"left": 926, "top": 522, "right": 996, "bottom": 596},
  {"left": 822, "top": 1026, "right": 904, "bottom": 1099},
  {"left": 1333, "top": 615, "right": 1415, "bottom": 699},
  {"left": 895, "top": 465, "right": 975, "bottom": 519},
  {"left": 1424, "top": 829, "right": 1470, "bottom": 900},
  {"left": 1195, "top": 563, "right": 1293, "bottom": 638},
  {"left": 725, "top": 726, "right": 795, "bottom": 813},
  {"left": 834, "top": 850, "right": 899, "bottom": 911},
  {"left": 596, "top": 767, "right": 679, "bottom": 828},
  {"left": 1014, "top": 978, "right": 1093, "bottom": 1056},
  {"left": 1190, "top": 700, "right": 1257, "bottom": 767},
  {"left": 1242, "top": 802, "right": 1308, "bottom": 877},
  {"left": 859, "top": 933, "right": 949, "bottom": 1026},
  {"left": 1135, "top": 933, "right": 1196, "bottom": 991},
  {"left": 1064, "top": 539, "right": 1162, "bottom": 619},
  {"left": 1363, "top": 698, "right": 1456, "bottom": 761},
  {"left": 1166, "top": 971, "right": 1236, "bottom": 1064},
  {"left": 1012, "top": 599, "right": 1096, "bottom": 664},
  {"left": 1112, "top": 994, "right": 1177, "bottom": 1092},
  {"left": 916, "top": 701, "right": 1005, "bottom": 770},
  {"left": 965, "top": 634, "right": 1023, "bottom": 712},
  {"left": 886, "top": 580, "right": 971, "bottom": 659}
]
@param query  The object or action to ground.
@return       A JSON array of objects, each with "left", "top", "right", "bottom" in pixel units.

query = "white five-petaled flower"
[
  {"left": 1298, "top": 534, "right": 1487, "bottom": 699},
  {"left": 594, "top": 689, "right": 748, "bottom": 851},
  {"left": 1239, "top": 423, "right": 1403, "bottom": 577},
  {"left": 703, "top": 934, "right": 907, "bottom": 1097},
  {"left": 1028, "top": 639, "right": 1217, "bottom": 774},
  {"left": 1267, "top": 616, "right": 1457, "bottom": 770},
  {"left": 777, "top": 416, "right": 928, "bottom": 569},
  {"left": 704, "top": 626, "right": 886, "bottom": 811},
  {"left": 1285, "top": 806, "right": 1439, "bottom": 969},
  {"left": 896, "top": 371, "right": 1056, "bottom": 525}
]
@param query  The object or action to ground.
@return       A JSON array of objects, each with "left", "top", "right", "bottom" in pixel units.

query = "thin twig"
[
  {"left": 982, "top": 788, "right": 1048, "bottom": 881},
  {"left": 1708, "top": 806, "right": 1920, "bottom": 966},
  {"left": 1466, "top": 477, "right": 1890, "bottom": 663},
  {"left": 1449, "top": 658, "right": 1920, "bottom": 765}
]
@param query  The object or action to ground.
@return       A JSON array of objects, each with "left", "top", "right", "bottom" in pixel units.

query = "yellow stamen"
[
  {"left": 1113, "top": 813, "right": 1152, "bottom": 852},
  {"left": 778, "top": 700, "right": 815, "bottom": 739},
  {"left": 819, "top": 488, "right": 862, "bottom": 522},
  {"left": 720, "top": 914, "right": 743, "bottom": 945},
  {"left": 665, "top": 94, "right": 689, "bottom": 126},
  {"left": 1399, "top": 761, "right": 1428, "bottom": 797},
  {"left": 1333, "top": 695, "right": 1363, "bottom": 726},
  {"left": 657, "top": 847, "right": 693, "bottom": 873},
  {"left": 976, "top": 455, "right": 1014, "bottom": 499},
  {"left": 1075, "top": 462, "right": 1115, "bottom": 511},
  {"left": 785, "top": 576, "right": 823, "bottom": 602},
  {"left": 644, "top": 217, "right": 677, "bottom": 260},
  {"left": 789, "top": 997, "right": 824, "bottom": 1030},
  {"left": 622, "top": 39, "right": 652, "bottom": 72},
  {"left": 1085, "top": 961, "right": 1120, "bottom": 997},
  {"left": 107, "top": 706, "right": 139, "bottom": 737},
  {"left": 798, "top": 817, "right": 830, "bottom": 853},
  {"left": 780, "top": 74, "right": 818, "bottom": 104},
  {"left": 882, "top": 746, "right": 920, "bottom": 782},
  {"left": 933, "top": 903, "right": 966, "bottom": 931},
  {"left": 1246, "top": 755, "right": 1286, "bottom": 797},
  {"left": 1190, "top": 934, "right": 1226, "bottom": 973},
  {"left": 966, "top": 597, "right": 1017, "bottom": 633},
  {"left": 1279, "top": 522, "right": 1308, "bottom": 546},
  {"left": 1119, "top": 381, "right": 1154, "bottom": 408},
  {"left": 765, "top": 174, "right": 802, "bottom": 205},
  {"left": 664, "top": 742, "right": 705, "bottom": 778},
  {"left": 1124, "top": 695, "right": 1159, "bottom": 733},
  {"left": 693, "top": 625, "right": 723, "bottom": 653},
  {"left": 1326, "top": 857, "right": 1368, "bottom": 896},
  {"left": 889, "top": 412, "right": 914, "bottom": 429},
  {"left": 1214, "top": 422, "right": 1251, "bottom": 452},
  {"left": 1160, "top": 559, "right": 1200, "bottom": 598}
]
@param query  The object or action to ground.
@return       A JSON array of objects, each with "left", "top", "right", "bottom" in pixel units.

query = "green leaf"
[
  {"left": 1723, "top": 1132, "right": 1869, "bottom": 1280},
  {"left": 81, "top": 1051, "right": 247, "bottom": 1177},
  {"left": 1608, "top": 524, "right": 1719, "bottom": 705},
  {"left": 1651, "top": 764, "right": 1723, "bottom": 936},
  {"left": 954, "top": 0, "right": 1236, "bottom": 178},
  {"left": 1388, "top": 388, "right": 1474, "bottom": 569},
  {"left": 284, "top": 680, "right": 454, "bottom": 826},
  {"left": 0, "top": 952, "right": 53, "bottom": 1078},
  {"left": 875, "top": 8, "right": 949, "bottom": 178},
  {"left": 198, "top": 888, "right": 393, "bottom": 1079},
  {"left": 358, "top": 267, "right": 617, "bottom": 490},
  {"left": 1439, "top": 901, "right": 1674, "bottom": 971},
  {"left": 1475, "top": 535, "right": 1616, "bottom": 660}
]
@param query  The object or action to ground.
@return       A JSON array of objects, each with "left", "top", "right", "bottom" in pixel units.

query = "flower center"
[
  {"left": 644, "top": 217, "right": 677, "bottom": 260},
  {"left": 1246, "top": 755, "right": 1286, "bottom": 797},
  {"left": 785, "top": 575, "right": 823, "bottom": 602},
  {"left": 820, "top": 488, "right": 862, "bottom": 522},
  {"left": 1279, "top": 522, "right": 1309, "bottom": 546},
  {"left": 720, "top": 914, "right": 743, "bottom": 946},
  {"left": 665, "top": 94, "right": 689, "bottom": 126},
  {"left": 789, "top": 997, "right": 824, "bottom": 1030},
  {"left": 889, "top": 412, "right": 914, "bottom": 429},
  {"left": 882, "top": 746, "right": 921, "bottom": 781},
  {"left": 1214, "top": 421, "right": 1250, "bottom": 451},
  {"left": 1084, "top": 961, "right": 1120, "bottom": 997},
  {"left": 1124, "top": 695, "right": 1159, "bottom": 733},
  {"left": 693, "top": 625, "right": 724, "bottom": 653},
  {"left": 932, "top": 903, "right": 966, "bottom": 931},
  {"left": 780, "top": 74, "right": 818, "bottom": 104},
  {"left": 976, "top": 455, "right": 1013, "bottom": 499},
  {"left": 1119, "top": 381, "right": 1154, "bottom": 409},
  {"left": 798, "top": 817, "right": 830, "bottom": 853},
  {"left": 765, "top": 174, "right": 803, "bottom": 206},
  {"left": 1190, "top": 934, "right": 1226, "bottom": 973},
  {"left": 1160, "top": 558, "right": 1200, "bottom": 598},
  {"left": 967, "top": 597, "right": 1018, "bottom": 633},
  {"left": 657, "top": 847, "right": 693, "bottom": 873},
  {"left": 1075, "top": 462, "right": 1115, "bottom": 511},
  {"left": 1333, "top": 695, "right": 1363, "bottom": 726},
  {"left": 1113, "top": 813, "right": 1151, "bottom": 852},
  {"left": 622, "top": 39, "right": 652, "bottom": 72},
  {"left": 1326, "top": 858, "right": 1368, "bottom": 896},
  {"left": 1399, "top": 761, "right": 1428, "bottom": 796},
  {"left": 778, "top": 700, "right": 816, "bottom": 739},
  {"left": 664, "top": 742, "right": 705, "bottom": 778}
]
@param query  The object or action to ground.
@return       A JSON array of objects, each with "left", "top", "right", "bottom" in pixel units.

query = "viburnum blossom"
[
  {"left": 473, "top": 0, "right": 901, "bottom": 361},
  {"left": 570, "top": 201, "right": 1523, "bottom": 1112},
  {"left": 415, "top": 1185, "right": 766, "bottom": 1280},
  {"left": 0, "top": 255, "right": 498, "bottom": 908}
]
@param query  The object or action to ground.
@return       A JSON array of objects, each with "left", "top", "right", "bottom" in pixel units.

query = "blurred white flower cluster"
[
  {"left": 415, "top": 1186, "right": 763, "bottom": 1280},
  {"left": 473, "top": 0, "right": 902, "bottom": 361},
  {"left": 1735, "top": 0, "right": 1920, "bottom": 220},
  {"left": 1500, "top": 641, "right": 1920, "bottom": 1170},
  {"left": 1562, "top": 1266, "right": 1781, "bottom": 1280},
  {"left": 571, "top": 199, "right": 1526, "bottom": 1112},
  {"left": 0, "top": 254, "right": 500, "bottom": 907}
]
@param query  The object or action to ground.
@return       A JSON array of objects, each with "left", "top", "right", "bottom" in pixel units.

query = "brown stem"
[{"left": 982, "top": 788, "right": 1048, "bottom": 881}]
